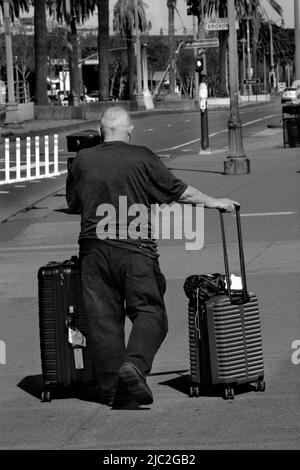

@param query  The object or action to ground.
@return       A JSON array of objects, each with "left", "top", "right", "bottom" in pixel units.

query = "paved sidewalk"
[{"left": 0, "top": 126, "right": 299, "bottom": 450}]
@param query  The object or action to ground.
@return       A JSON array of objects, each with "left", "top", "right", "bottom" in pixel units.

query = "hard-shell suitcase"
[
  {"left": 185, "top": 207, "right": 265, "bottom": 400},
  {"left": 38, "top": 256, "right": 94, "bottom": 402}
]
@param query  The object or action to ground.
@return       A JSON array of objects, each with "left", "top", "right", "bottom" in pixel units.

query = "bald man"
[{"left": 67, "top": 106, "right": 239, "bottom": 408}]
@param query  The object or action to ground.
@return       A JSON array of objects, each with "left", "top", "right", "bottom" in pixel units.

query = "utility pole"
[
  {"left": 193, "top": 15, "right": 199, "bottom": 98},
  {"left": 3, "top": 0, "right": 22, "bottom": 126},
  {"left": 224, "top": 0, "right": 250, "bottom": 175},
  {"left": 295, "top": 0, "right": 300, "bottom": 80},
  {"left": 246, "top": 17, "right": 252, "bottom": 95},
  {"left": 133, "top": 0, "right": 146, "bottom": 107},
  {"left": 269, "top": 21, "right": 275, "bottom": 91},
  {"left": 240, "top": 38, "right": 247, "bottom": 95},
  {"left": 198, "top": 0, "right": 209, "bottom": 153}
]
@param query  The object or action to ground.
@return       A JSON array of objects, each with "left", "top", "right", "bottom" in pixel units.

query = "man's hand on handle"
[{"left": 213, "top": 198, "right": 240, "bottom": 213}]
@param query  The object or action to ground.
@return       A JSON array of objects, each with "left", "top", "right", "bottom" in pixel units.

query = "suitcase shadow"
[
  {"left": 17, "top": 374, "right": 44, "bottom": 400},
  {"left": 159, "top": 374, "right": 258, "bottom": 399},
  {"left": 17, "top": 375, "right": 93, "bottom": 402}
]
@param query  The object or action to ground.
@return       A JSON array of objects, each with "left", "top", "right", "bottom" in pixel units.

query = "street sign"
[
  {"left": 204, "top": 18, "right": 239, "bottom": 31},
  {"left": 243, "top": 79, "right": 260, "bottom": 85},
  {"left": 204, "top": 19, "right": 228, "bottom": 31},
  {"left": 185, "top": 38, "right": 219, "bottom": 49}
]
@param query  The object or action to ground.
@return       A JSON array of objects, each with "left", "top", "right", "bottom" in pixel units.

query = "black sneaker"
[{"left": 119, "top": 362, "right": 153, "bottom": 405}]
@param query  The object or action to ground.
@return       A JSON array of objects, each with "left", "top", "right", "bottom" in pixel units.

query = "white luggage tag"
[
  {"left": 73, "top": 348, "right": 84, "bottom": 370},
  {"left": 66, "top": 306, "right": 87, "bottom": 347}
]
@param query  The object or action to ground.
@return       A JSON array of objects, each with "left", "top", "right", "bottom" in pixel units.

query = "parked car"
[
  {"left": 81, "top": 94, "right": 98, "bottom": 103},
  {"left": 281, "top": 86, "right": 300, "bottom": 103}
]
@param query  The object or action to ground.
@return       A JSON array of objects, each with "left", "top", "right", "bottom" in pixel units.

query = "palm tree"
[
  {"left": 97, "top": 0, "right": 109, "bottom": 101},
  {"left": 113, "top": 0, "right": 147, "bottom": 100},
  {"left": 167, "top": 0, "right": 176, "bottom": 96},
  {"left": 34, "top": 0, "right": 48, "bottom": 105},
  {"left": 48, "top": 0, "right": 96, "bottom": 106},
  {"left": 0, "top": 0, "right": 30, "bottom": 19}
]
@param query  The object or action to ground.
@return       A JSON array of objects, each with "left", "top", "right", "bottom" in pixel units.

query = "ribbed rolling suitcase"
[
  {"left": 38, "top": 256, "right": 95, "bottom": 402},
  {"left": 186, "top": 207, "right": 265, "bottom": 400}
]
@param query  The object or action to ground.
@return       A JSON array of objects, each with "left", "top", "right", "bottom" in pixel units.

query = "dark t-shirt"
[{"left": 67, "top": 141, "right": 188, "bottom": 257}]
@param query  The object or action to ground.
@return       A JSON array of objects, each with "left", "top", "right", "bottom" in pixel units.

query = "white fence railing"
[{"left": 0, "top": 134, "right": 60, "bottom": 185}]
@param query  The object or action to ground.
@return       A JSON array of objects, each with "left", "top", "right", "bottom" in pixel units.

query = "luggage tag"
[
  {"left": 68, "top": 327, "right": 87, "bottom": 348},
  {"left": 73, "top": 348, "right": 84, "bottom": 370},
  {"left": 66, "top": 305, "right": 87, "bottom": 347}
]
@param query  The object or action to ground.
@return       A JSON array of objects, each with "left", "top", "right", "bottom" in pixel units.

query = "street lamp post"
[
  {"left": 3, "top": 0, "right": 22, "bottom": 127},
  {"left": 224, "top": 0, "right": 250, "bottom": 175},
  {"left": 246, "top": 17, "right": 252, "bottom": 95}
]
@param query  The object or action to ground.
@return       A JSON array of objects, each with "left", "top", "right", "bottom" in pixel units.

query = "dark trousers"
[{"left": 79, "top": 240, "right": 168, "bottom": 398}]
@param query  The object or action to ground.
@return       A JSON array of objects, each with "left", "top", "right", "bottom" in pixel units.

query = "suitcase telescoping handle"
[{"left": 219, "top": 205, "right": 250, "bottom": 305}]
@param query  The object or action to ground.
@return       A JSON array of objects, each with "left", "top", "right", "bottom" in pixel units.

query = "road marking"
[
  {"left": 0, "top": 244, "right": 78, "bottom": 252},
  {"left": 234, "top": 212, "right": 297, "bottom": 217},
  {"left": 157, "top": 114, "right": 280, "bottom": 151},
  {"left": 14, "top": 185, "right": 27, "bottom": 188},
  {"left": 158, "top": 154, "right": 172, "bottom": 158},
  {"left": 184, "top": 120, "right": 191, "bottom": 123},
  {"left": 0, "top": 191, "right": 10, "bottom": 194},
  {"left": 253, "top": 129, "right": 281, "bottom": 137}
]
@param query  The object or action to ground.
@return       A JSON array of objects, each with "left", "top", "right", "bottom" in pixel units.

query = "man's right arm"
[{"left": 177, "top": 185, "right": 239, "bottom": 213}]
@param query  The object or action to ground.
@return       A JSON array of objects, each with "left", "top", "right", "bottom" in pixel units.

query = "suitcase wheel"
[
  {"left": 224, "top": 387, "right": 234, "bottom": 400},
  {"left": 190, "top": 385, "right": 200, "bottom": 397},
  {"left": 255, "top": 379, "right": 266, "bottom": 392},
  {"left": 41, "top": 390, "right": 52, "bottom": 403}
]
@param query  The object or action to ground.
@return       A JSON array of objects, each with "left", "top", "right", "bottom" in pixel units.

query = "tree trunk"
[
  {"left": 34, "top": 0, "right": 48, "bottom": 105},
  {"left": 218, "top": 30, "right": 228, "bottom": 96},
  {"left": 168, "top": 3, "right": 176, "bottom": 95},
  {"left": 127, "top": 34, "right": 134, "bottom": 100},
  {"left": 67, "top": 15, "right": 79, "bottom": 106},
  {"left": 98, "top": 0, "right": 109, "bottom": 101}
]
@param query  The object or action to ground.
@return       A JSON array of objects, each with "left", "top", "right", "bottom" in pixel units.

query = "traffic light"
[
  {"left": 195, "top": 55, "right": 203, "bottom": 73},
  {"left": 187, "top": 0, "right": 200, "bottom": 17}
]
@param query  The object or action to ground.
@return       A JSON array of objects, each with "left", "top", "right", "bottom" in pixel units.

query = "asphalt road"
[{"left": 0, "top": 98, "right": 281, "bottom": 223}]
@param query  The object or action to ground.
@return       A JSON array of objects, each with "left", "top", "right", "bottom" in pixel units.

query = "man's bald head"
[{"left": 99, "top": 106, "right": 133, "bottom": 143}]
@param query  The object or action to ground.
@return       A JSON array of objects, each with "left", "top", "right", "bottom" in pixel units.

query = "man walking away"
[{"left": 67, "top": 106, "right": 239, "bottom": 408}]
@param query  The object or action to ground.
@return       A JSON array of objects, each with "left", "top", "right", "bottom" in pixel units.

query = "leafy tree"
[{"left": 186, "top": 0, "right": 282, "bottom": 96}]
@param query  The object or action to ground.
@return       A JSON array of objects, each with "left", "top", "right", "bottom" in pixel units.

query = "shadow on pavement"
[
  {"left": 169, "top": 167, "right": 224, "bottom": 175},
  {"left": 159, "top": 373, "right": 260, "bottom": 399},
  {"left": 17, "top": 374, "right": 44, "bottom": 400}
]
